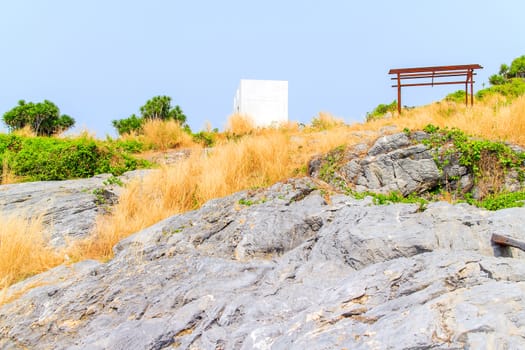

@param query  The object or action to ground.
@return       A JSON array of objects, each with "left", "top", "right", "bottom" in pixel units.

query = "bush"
[
  {"left": 111, "top": 139, "right": 145, "bottom": 153},
  {"left": 445, "top": 90, "right": 467, "bottom": 103},
  {"left": 193, "top": 130, "right": 217, "bottom": 147},
  {"left": 366, "top": 100, "right": 397, "bottom": 121},
  {"left": 112, "top": 114, "right": 144, "bottom": 135},
  {"left": 477, "top": 78, "right": 525, "bottom": 100},
  {"left": 0, "top": 134, "right": 149, "bottom": 182}
]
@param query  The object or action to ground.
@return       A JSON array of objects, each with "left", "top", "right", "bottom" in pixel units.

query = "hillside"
[{"left": 1, "top": 91, "right": 525, "bottom": 348}]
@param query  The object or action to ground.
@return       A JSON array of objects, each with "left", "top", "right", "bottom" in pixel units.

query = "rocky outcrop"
[
  {"left": 0, "top": 170, "right": 151, "bottom": 246},
  {"left": 309, "top": 131, "right": 525, "bottom": 198},
  {"left": 2, "top": 177, "right": 525, "bottom": 349}
]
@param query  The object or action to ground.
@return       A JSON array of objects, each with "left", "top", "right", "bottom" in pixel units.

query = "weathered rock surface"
[
  {"left": 1, "top": 177, "right": 525, "bottom": 349},
  {"left": 309, "top": 131, "right": 525, "bottom": 198},
  {"left": 0, "top": 170, "right": 151, "bottom": 246}
]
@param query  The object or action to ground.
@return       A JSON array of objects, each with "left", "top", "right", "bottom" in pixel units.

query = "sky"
[{"left": 1, "top": 1, "right": 524, "bottom": 137}]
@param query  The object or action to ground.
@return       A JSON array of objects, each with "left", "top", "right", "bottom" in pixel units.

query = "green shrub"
[
  {"left": 445, "top": 90, "right": 466, "bottom": 103},
  {"left": 111, "top": 139, "right": 145, "bottom": 153},
  {"left": 366, "top": 100, "right": 397, "bottom": 122},
  {"left": 111, "top": 114, "right": 144, "bottom": 135},
  {"left": 471, "top": 191, "right": 525, "bottom": 211},
  {"left": 476, "top": 78, "right": 525, "bottom": 100},
  {"left": 192, "top": 131, "right": 217, "bottom": 147},
  {"left": 0, "top": 134, "right": 149, "bottom": 181}
]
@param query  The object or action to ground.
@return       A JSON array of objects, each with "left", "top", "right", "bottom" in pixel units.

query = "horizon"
[{"left": 1, "top": 1, "right": 524, "bottom": 137}]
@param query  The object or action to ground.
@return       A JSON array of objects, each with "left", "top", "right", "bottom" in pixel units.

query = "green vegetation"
[
  {"left": 489, "top": 55, "right": 525, "bottom": 85},
  {"left": 470, "top": 191, "right": 525, "bottom": 211},
  {"left": 444, "top": 55, "right": 525, "bottom": 102},
  {"left": 192, "top": 130, "right": 217, "bottom": 147},
  {"left": 314, "top": 123, "right": 525, "bottom": 211},
  {"left": 421, "top": 124, "right": 524, "bottom": 176},
  {"left": 112, "top": 95, "right": 189, "bottom": 135},
  {"left": 446, "top": 78, "right": 525, "bottom": 103},
  {"left": 317, "top": 145, "right": 346, "bottom": 185},
  {"left": 103, "top": 175, "right": 124, "bottom": 187},
  {"left": 2, "top": 100, "right": 75, "bottom": 136},
  {"left": 0, "top": 134, "right": 148, "bottom": 182},
  {"left": 444, "top": 90, "right": 467, "bottom": 103},
  {"left": 366, "top": 100, "right": 397, "bottom": 122},
  {"left": 111, "top": 114, "right": 144, "bottom": 136},
  {"left": 238, "top": 197, "right": 267, "bottom": 206},
  {"left": 419, "top": 124, "right": 525, "bottom": 210},
  {"left": 477, "top": 78, "right": 525, "bottom": 100}
]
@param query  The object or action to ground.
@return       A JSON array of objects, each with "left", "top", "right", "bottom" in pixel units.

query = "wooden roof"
[{"left": 389, "top": 64, "right": 483, "bottom": 75}]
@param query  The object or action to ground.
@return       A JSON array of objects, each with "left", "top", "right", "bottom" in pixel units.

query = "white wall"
[{"left": 233, "top": 79, "right": 288, "bottom": 127}]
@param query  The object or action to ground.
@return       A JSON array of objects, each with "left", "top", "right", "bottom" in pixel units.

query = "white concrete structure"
[{"left": 233, "top": 79, "right": 288, "bottom": 127}]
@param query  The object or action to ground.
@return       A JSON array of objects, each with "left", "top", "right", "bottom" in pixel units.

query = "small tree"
[
  {"left": 139, "top": 95, "right": 187, "bottom": 124},
  {"left": 111, "top": 114, "right": 144, "bottom": 135},
  {"left": 2, "top": 100, "right": 75, "bottom": 136},
  {"left": 112, "top": 95, "right": 188, "bottom": 136},
  {"left": 508, "top": 55, "right": 525, "bottom": 78},
  {"left": 488, "top": 56, "right": 525, "bottom": 86},
  {"left": 499, "top": 63, "right": 509, "bottom": 77},
  {"left": 489, "top": 74, "right": 506, "bottom": 86}
]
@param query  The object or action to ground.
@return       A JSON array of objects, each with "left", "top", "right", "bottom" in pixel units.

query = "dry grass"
[
  {"left": 71, "top": 125, "right": 362, "bottom": 261},
  {"left": 12, "top": 125, "right": 35, "bottom": 137},
  {"left": 60, "top": 128, "right": 98, "bottom": 140},
  {"left": 367, "top": 96, "right": 525, "bottom": 146},
  {"left": 226, "top": 113, "right": 256, "bottom": 135},
  {"left": 142, "top": 119, "right": 195, "bottom": 150},
  {"left": 121, "top": 119, "right": 195, "bottom": 151},
  {"left": 311, "top": 112, "right": 345, "bottom": 130},
  {"left": 1, "top": 159, "right": 21, "bottom": 185},
  {"left": 0, "top": 213, "right": 63, "bottom": 304}
]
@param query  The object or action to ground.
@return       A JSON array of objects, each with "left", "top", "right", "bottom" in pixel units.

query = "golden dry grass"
[
  {"left": 12, "top": 125, "right": 35, "bottom": 137},
  {"left": 70, "top": 125, "right": 364, "bottom": 261},
  {"left": 120, "top": 119, "right": 196, "bottom": 151},
  {"left": 311, "top": 112, "right": 345, "bottom": 130},
  {"left": 367, "top": 95, "right": 525, "bottom": 146},
  {"left": 142, "top": 119, "right": 195, "bottom": 150},
  {"left": 1, "top": 159, "right": 21, "bottom": 185},
  {"left": 226, "top": 113, "right": 256, "bottom": 135},
  {"left": 0, "top": 213, "right": 62, "bottom": 304}
]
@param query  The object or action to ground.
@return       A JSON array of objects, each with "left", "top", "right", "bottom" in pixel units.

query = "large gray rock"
[
  {"left": 1, "top": 178, "right": 525, "bottom": 349},
  {"left": 309, "top": 131, "right": 524, "bottom": 198},
  {"left": 0, "top": 170, "right": 151, "bottom": 246}
]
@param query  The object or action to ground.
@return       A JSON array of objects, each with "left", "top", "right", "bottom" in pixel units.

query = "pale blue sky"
[{"left": 1, "top": 1, "right": 524, "bottom": 137}]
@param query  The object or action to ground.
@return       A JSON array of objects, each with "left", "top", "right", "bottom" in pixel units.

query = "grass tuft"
[
  {"left": 0, "top": 213, "right": 62, "bottom": 305},
  {"left": 226, "top": 113, "right": 256, "bottom": 135}
]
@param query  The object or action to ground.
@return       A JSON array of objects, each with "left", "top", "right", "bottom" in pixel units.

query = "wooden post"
[
  {"left": 470, "top": 69, "right": 474, "bottom": 106},
  {"left": 397, "top": 74, "right": 401, "bottom": 114}
]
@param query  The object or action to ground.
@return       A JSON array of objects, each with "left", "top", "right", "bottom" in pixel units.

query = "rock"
[
  {"left": 367, "top": 132, "right": 410, "bottom": 156},
  {"left": 341, "top": 135, "right": 442, "bottom": 195},
  {"left": 2, "top": 177, "right": 525, "bottom": 349},
  {"left": 141, "top": 149, "right": 192, "bottom": 165},
  {"left": 0, "top": 170, "right": 152, "bottom": 246},
  {"left": 309, "top": 131, "right": 525, "bottom": 198}
]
